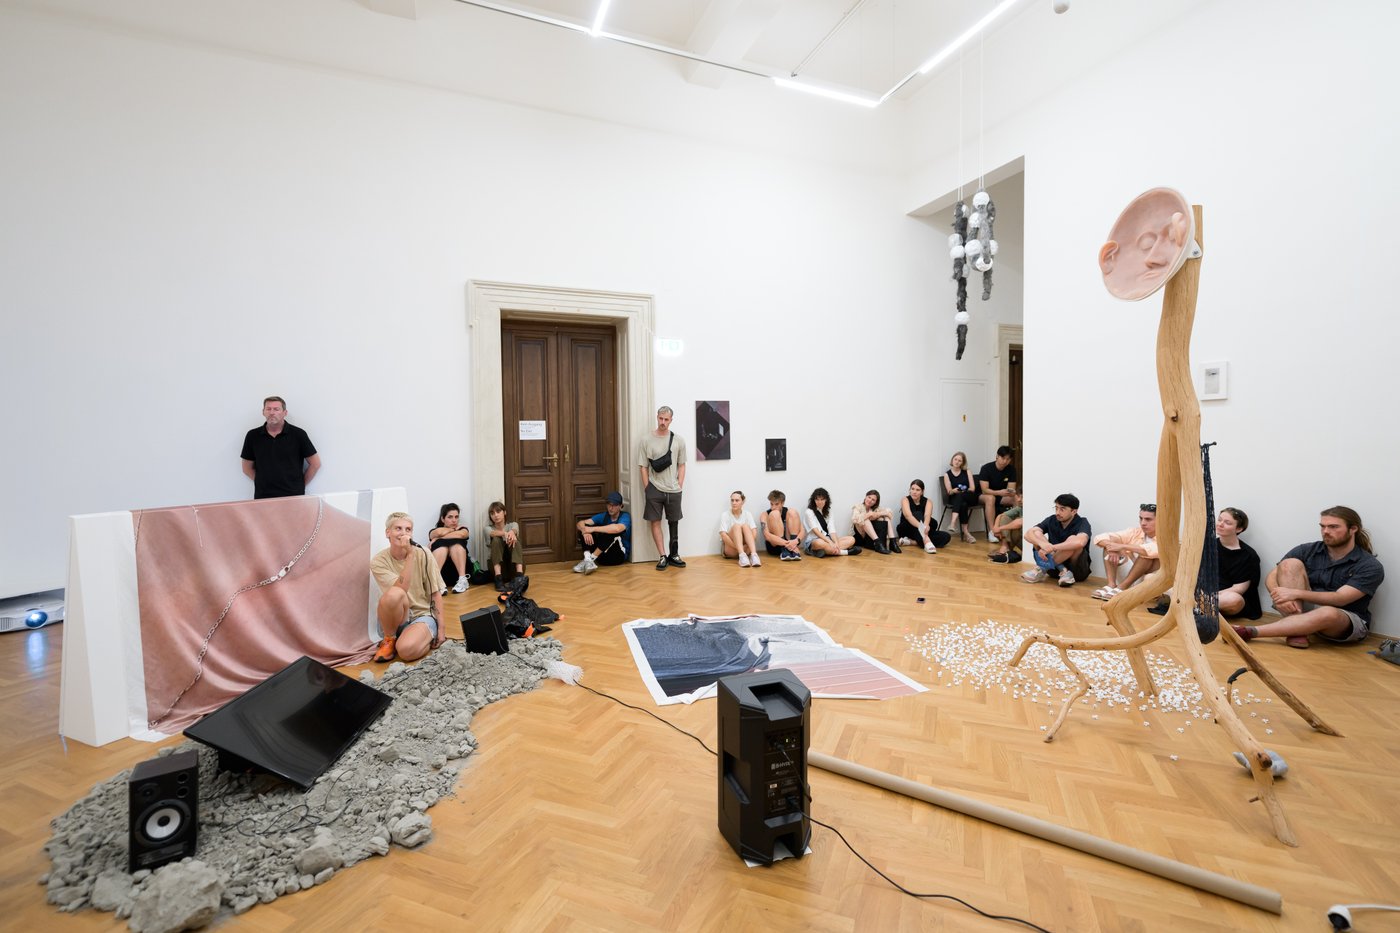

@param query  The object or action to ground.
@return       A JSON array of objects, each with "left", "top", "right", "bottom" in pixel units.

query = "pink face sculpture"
[{"left": 1099, "top": 187, "right": 1195, "bottom": 301}]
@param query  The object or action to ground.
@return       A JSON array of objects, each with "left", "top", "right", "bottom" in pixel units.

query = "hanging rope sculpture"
[
  {"left": 1194, "top": 442, "right": 1221, "bottom": 644},
  {"left": 948, "top": 193, "right": 996, "bottom": 360}
]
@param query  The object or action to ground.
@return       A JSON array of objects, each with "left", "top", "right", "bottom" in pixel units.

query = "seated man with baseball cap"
[{"left": 573, "top": 492, "right": 632, "bottom": 575}]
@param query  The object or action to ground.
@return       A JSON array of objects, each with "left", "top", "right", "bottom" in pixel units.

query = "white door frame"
[{"left": 468, "top": 280, "right": 655, "bottom": 563}]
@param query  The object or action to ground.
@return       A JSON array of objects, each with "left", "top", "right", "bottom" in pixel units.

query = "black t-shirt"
[
  {"left": 1034, "top": 512, "right": 1091, "bottom": 546},
  {"left": 1217, "top": 539, "right": 1262, "bottom": 619},
  {"left": 977, "top": 460, "right": 1017, "bottom": 493},
  {"left": 240, "top": 422, "right": 317, "bottom": 499}
]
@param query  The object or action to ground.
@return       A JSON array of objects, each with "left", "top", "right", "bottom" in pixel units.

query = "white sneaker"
[
  {"left": 573, "top": 557, "right": 594, "bottom": 573},
  {"left": 988, "top": 532, "right": 999, "bottom": 543},
  {"left": 582, "top": 558, "right": 597, "bottom": 575},
  {"left": 1020, "top": 567, "right": 1047, "bottom": 584},
  {"left": 924, "top": 542, "right": 936, "bottom": 554},
  {"left": 452, "top": 577, "right": 469, "bottom": 594},
  {"left": 749, "top": 552, "right": 762, "bottom": 567},
  {"left": 738, "top": 552, "right": 751, "bottom": 567},
  {"left": 897, "top": 537, "right": 913, "bottom": 547}
]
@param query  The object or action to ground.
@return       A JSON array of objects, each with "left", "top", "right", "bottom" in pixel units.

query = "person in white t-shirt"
[
  {"left": 804, "top": 487, "right": 861, "bottom": 558},
  {"left": 719, "top": 490, "right": 762, "bottom": 567}
]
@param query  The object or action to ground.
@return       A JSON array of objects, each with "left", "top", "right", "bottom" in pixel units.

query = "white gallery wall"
[
  {"left": 6, "top": 0, "right": 1392, "bottom": 638},
  {"left": 0, "top": 5, "right": 998, "bottom": 596},
  {"left": 906, "top": 0, "right": 1399, "bottom": 633}
]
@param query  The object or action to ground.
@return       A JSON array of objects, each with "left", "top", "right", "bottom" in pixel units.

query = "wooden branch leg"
[
  {"left": 1219, "top": 624, "right": 1343, "bottom": 736},
  {"left": 1044, "top": 645, "right": 1089, "bottom": 742},
  {"left": 1101, "top": 573, "right": 1165, "bottom": 697},
  {"left": 1177, "top": 606, "right": 1298, "bottom": 846}
]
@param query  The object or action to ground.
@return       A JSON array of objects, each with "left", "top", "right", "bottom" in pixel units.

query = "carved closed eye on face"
[{"left": 1100, "top": 188, "right": 1193, "bottom": 301}]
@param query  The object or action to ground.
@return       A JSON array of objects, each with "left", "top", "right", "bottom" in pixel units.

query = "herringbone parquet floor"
[{"left": 3, "top": 540, "right": 1398, "bottom": 931}]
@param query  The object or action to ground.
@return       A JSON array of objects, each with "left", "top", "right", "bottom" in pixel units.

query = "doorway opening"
[{"left": 468, "top": 281, "right": 655, "bottom": 564}]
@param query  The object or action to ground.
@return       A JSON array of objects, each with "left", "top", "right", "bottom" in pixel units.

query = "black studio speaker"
[
  {"left": 128, "top": 749, "right": 199, "bottom": 872},
  {"left": 717, "top": 669, "right": 811, "bottom": 864},
  {"left": 460, "top": 605, "right": 509, "bottom": 655}
]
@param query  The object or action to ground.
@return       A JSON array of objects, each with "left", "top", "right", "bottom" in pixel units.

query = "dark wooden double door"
[{"left": 502, "top": 322, "right": 619, "bottom": 565}]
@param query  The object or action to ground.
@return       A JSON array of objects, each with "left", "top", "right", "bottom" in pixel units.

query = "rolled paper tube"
[{"left": 807, "top": 751, "right": 1282, "bottom": 915}]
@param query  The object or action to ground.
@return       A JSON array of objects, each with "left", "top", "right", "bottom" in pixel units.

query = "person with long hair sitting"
[
  {"left": 1236, "top": 506, "right": 1384, "bottom": 649},
  {"left": 428, "top": 502, "right": 471, "bottom": 594},
  {"left": 803, "top": 488, "right": 861, "bottom": 557},
  {"left": 942, "top": 452, "right": 980, "bottom": 544},
  {"left": 851, "top": 489, "right": 900, "bottom": 554},
  {"left": 898, "top": 479, "right": 951, "bottom": 553}
]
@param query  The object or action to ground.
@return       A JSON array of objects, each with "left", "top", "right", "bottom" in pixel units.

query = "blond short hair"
[{"left": 384, "top": 511, "right": 413, "bottom": 530}]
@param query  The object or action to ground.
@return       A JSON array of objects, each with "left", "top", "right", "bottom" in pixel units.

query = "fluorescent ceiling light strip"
[
  {"left": 448, "top": 0, "right": 776, "bottom": 79},
  {"left": 451, "top": 0, "right": 1020, "bottom": 109},
  {"left": 590, "top": 0, "right": 613, "bottom": 38},
  {"left": 772, "top": 77, "right": 879, "bottom": 108},
  {"left": 916, "top": 0, "right": 1020, "bottom": 75}
]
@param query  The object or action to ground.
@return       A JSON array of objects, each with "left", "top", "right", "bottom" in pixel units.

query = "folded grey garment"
[{"left": 1233, "top": 750, "right": 1288, "bottom": 778}]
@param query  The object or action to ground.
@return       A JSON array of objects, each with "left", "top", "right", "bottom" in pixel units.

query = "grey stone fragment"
[
  {"left": 314, "top": 867, "right": 335, "bottom": 885},
  {"left": 389, "top": 813, "right": 432, "bottom": 848},
  {"left": 293, "top": 827, "right": 344, "bottom": 875},
  {"left": 47, "top": 885, "right": 86, "bottom": 908},
  {"left": 375, "top": 744, "right": 401, "bottom": 763},
  {"left": 128, "top": 860, "right": 223, "bottom": 933},
  {"left": 90, "top": 868, "right": 134, "bottom": 911}
]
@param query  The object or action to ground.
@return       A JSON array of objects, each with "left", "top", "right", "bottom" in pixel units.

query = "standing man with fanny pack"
[{"left": 638, "top": 405, "right": 688, "bottom": 571}]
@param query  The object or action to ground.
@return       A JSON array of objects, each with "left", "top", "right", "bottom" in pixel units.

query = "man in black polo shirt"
[
  {"left": 240, "top": 396, "right": 321, "bottom": 499},
  {"left": 1235, "top": 506, "right": 1385, "bottom": 649},
  {"left": 977, "top": 445, "right": 1018, "bottom": 543},
  {"left": 1021, "top": 493, "right": 1092, "bottom": 587}
]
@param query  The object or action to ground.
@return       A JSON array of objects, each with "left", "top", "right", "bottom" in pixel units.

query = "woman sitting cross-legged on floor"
[
  {"left": 898, "top": 479, "right": 952, "bottom": 553},
  {"left": 803, "top": 487, "right": 861, "bottom": 558},
  {"left": 852, "top": 489, "right": 900, "bottom": 554},
  {"left": 719, "top": 490, "right": 762, "bottom": 567},
  {"left": 762, "top": 490, "right": 804, "bottom": 561},
  {"left": 428, "top": 502, "right": 471, "bottom": 594}
]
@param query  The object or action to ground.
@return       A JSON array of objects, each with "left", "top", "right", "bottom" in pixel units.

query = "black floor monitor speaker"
[
  {"left": 717, "top": 669, "right": 811, "bottom": 864},
  {"left": 461, "top": 605, "right": 509, "bottom": 654},
  {"left": 128, "top": 748, "right": 200, "bottom": 872}
]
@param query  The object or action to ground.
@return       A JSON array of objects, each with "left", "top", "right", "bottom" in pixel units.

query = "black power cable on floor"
[{"left": 581, "top": 680, "right": 1052, "bottom": 933}]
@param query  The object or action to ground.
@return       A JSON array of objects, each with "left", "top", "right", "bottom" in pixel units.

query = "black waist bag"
[{"left": 649, "top": 432, "right": 674, "bottom": 473}]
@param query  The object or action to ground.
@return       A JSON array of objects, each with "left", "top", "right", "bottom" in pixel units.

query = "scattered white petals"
[{"left": 903, "top": 619, "right": 1265, "bottom": 731}]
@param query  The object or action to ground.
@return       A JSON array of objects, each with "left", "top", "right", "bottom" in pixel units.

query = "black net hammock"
[{"left": 1194, "top": 442, "right": 1220, "bottom": 644}]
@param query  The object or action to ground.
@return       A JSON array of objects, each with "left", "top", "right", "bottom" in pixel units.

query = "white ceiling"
[{"left": 454, "top": 0, "right": 1006, "bottom": 100}]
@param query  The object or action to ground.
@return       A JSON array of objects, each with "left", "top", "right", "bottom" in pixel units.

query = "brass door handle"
[
  {"left": 542, "top": 453, "right": 559, "bottom": 466},
  {"left": 564, "top": 444, "right": 570, "bottom": 465}
]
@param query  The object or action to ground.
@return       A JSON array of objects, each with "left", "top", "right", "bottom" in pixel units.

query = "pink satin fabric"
[{"left": 134, "top": 496, "right": 375, "bottom": 732}]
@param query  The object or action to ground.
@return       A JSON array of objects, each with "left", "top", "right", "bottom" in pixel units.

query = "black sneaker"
[
  {"left": 656, "top": 556, "right": 669, "bottom": 571},
  {"left": 988, "top": 552, "right": 1011, "bottom": 563},
  {"left": 1148, "top": 598, "right": 1170, "bottom": 616},
  {"left": 494, "top": 579, "right": 506, "bottom": 592},
  {"left": 888, "top": 540, "right": 902, "bottom": 554},
  {"left": 847, "top": 546, "right": 863, "bottom": 556},
  {"left": 873, "top": 541, "right": 890, "bottom": 555},
  {"left": 666, "top": 554, "right": 687, "bottom": 568}
]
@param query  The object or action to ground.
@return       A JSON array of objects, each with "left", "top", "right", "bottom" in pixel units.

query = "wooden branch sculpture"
[{"left": 1009, "top": 191, "right": 1336, "bottom": 846}]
